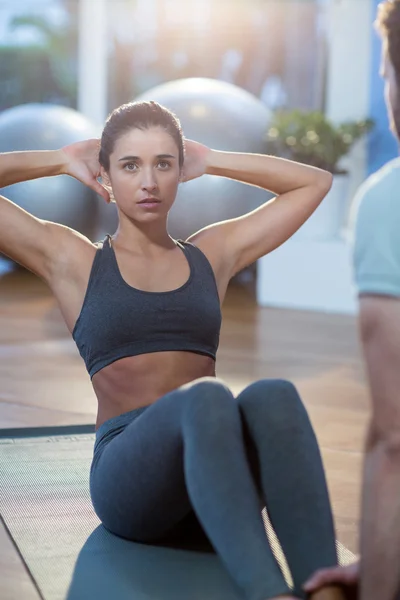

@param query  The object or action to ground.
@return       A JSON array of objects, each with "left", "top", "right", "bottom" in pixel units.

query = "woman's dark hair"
[
  {"left": 99, "top": 101, "right": 185, "bottom": 171},
  {"left": 376, "top": 0, "right": 400, "bottom": 86}
]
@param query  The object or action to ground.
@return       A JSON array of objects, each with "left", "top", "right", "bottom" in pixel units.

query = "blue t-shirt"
[{"left": 350, "top": 157, "right": 400, "bottom": 297}]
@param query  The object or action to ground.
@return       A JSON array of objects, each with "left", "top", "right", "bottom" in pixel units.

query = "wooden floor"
[{"left": 0, "top": 265, "right": 369, "bottom": 598}]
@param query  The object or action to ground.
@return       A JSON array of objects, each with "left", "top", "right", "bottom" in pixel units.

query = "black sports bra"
[{"left": 72, "top": 235, "right": 222, "bottom": 378}]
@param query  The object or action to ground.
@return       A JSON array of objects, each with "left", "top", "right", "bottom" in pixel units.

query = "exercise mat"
[{"left": 0, "top": 426, "right": 356, "bottom": 600}]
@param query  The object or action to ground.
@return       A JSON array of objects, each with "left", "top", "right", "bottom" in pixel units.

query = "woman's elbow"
[{"left": 316, "top": 170, "right": 333, "bottom": 194}]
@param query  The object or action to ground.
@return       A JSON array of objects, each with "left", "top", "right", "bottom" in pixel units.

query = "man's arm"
[
  {"left": 358, "top": 294, "right": 400, "bottom": 600},
  {"left": 303, "top": 162, "right": 400, "bottom": 597}
]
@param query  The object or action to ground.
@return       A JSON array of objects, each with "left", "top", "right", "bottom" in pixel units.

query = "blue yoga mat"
[{"left": 0, "top": 427, "right": 356, "bottom": 600}]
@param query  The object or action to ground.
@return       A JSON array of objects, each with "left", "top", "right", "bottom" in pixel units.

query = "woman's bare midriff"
[{"left": 92, "top": 351, "right": 216, "bottom": 429}]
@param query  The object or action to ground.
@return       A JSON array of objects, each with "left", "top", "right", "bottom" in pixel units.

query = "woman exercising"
[{"left": 0, "top": 101, "right": 345, "bottom": 600}]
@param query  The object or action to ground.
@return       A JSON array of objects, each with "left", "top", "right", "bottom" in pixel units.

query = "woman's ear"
[
  {"left": 99, "top": 167, "right": 115, "bottom": 202},
  {"left": 100, "top": 167, "right": 111, "bottom": 187}
]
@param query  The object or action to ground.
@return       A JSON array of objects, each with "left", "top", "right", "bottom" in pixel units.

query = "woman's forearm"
[
  {"left": 205, "top": 150, "right": 331, "bottom": 195},
  {"left": 0, "top": 150, "right": 67, "bottom": 188}
]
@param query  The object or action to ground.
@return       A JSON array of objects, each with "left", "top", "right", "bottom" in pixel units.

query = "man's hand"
[{"left": 303, "top": 562, "right": 359, "bottom": 593}]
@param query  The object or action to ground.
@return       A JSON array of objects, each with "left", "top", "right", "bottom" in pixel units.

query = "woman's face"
[{"left": 102, "top": 126, "right": 182, "bottom": 222}]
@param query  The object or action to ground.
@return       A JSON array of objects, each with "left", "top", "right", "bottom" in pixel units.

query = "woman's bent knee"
[
  {"left": 183, "top": 378, "right": 234, "bottom": 411},
  {"left": 181, "top": 378, "right": 238, "bottom": 431},
  {"left": 237, "top": 378, "right": 307, "bottom": 424},
  {"left": 182, "top": 377, "right": 233, "bottom": 399},
  {"left": 243, "top": 378, "right": 298, "bottom": 397}
]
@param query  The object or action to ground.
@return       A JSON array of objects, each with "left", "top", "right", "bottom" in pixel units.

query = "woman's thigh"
[
  {"left": 90, "top": 386, "right": 196, "bottom": 541},
  {"left": 90, "top": 376, "right": 267, "bottom": 542},
  {"left": 90, "top": 377, "right": 238, "bottom": 541}
]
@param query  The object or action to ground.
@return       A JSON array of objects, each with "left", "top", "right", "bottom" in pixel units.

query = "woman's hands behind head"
[
  {"left": 61, "top": 137, "right": 213, "bottom": 201},
  {"left": 181, "top": 139, "right": 211, "bottom": 183},
  {"left": 61, "top": 139, "right": 110, "bottom": 203}
]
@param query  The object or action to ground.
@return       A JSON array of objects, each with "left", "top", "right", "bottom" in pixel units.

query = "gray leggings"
[{"left": 90, "top": 378, "right": 338, "bottom": 600}]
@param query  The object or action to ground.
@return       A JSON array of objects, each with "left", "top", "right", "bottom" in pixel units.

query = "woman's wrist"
[
  {"left": 37, "top": 149, "right": 69, "bottom": 176},
  {"left": 53, "top": 149, "right": 70, "bottom": 176},
  {"left": 204, "top": 149, "right": 226, "bottom": 177},
  {"left": 55, "top": 148, "right": 73, "bottom": 176}
]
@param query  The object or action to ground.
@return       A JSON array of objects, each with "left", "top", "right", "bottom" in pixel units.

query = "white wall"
[
  {"left": 325, "top": 0, "right": 374, "bottom": 205},
  {"left": 257, "top": 0, "right": 374, "bottom": 314},
  {"left": 77, "top": 0, "right": 108, "bottom": 127}
]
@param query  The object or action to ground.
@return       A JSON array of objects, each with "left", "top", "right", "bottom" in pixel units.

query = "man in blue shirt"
[{"left": 305, "top": 1, "right": 400, "bottom": 599}]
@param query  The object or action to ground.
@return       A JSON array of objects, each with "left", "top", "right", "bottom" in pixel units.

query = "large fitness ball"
[
  {"left": 97, "top": 78, "right": 272, "bottom": 241},
  {"left": 0, "top": 103, "right": 100, "bottom": 241}
]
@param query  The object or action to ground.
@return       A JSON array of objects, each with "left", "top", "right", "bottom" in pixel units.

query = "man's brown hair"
[{"left": 376, "top": 0, "right": 400, "bottom": 84}]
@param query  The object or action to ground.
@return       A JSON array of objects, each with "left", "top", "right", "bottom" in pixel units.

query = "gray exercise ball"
[
  {"left": 97, "top": 78, "right": 272, "bottom": 241},
  {"left": 0, "top": 103, "right": 100, "bottom": 240}
]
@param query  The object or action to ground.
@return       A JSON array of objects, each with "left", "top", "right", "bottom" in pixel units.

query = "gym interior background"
[{"left": 0, "top": 1, "right": 397, "bottom": 599}]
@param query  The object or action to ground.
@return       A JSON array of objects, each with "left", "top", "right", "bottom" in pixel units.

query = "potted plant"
[{"left": 264, "top": 110, "right": 374, "bottom": 240}]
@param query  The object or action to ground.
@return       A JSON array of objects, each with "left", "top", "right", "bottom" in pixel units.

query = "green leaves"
[{"left": 265, "top": 110, "right": 374, "bottom": 174}]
